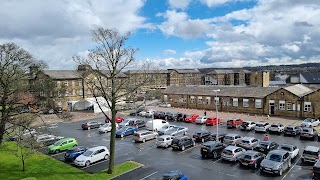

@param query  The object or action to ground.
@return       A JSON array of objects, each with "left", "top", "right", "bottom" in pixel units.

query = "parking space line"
[
  {"left": 281, "top": 157, "right": 301, "bottom": 180},
  {"left": 213, "top": 158, "right": 222, "bottom": 163},
  {"left": 80, "top": 159, "right": 108, "bottom": 169},
  {"left": 177, "top": 145, "right": 199, "bottom": 155},
  {"left": 50, "top": 152, "right": 65, "bottom": 157},
  {"left": 140, "top": 171, "right": 158, "bottom": 180}
]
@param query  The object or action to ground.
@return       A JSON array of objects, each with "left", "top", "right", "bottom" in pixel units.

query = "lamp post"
[{"left": 213, "top": 89, "right": 220, "bottom": 141}]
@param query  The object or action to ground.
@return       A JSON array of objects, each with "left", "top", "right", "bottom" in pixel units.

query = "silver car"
[
  {"left": 98, "top": 123, "right": 119, "bottom": 133},
  {"left": 238, "top": 137, "right": 260, "bottom": 150},
  {"left": 221, "top": 145, "right": 246, "bottom": 162},
  {"left": 119, "top": 118, "right": 136, "bottom": 128},
  {"left": 224, "top": 134, "right": 242, "bottom": 146},
  {"left": 195, "top": 116, "right": 207, "bottom": 124},
  {"left": 301, "top": 118, "right": 320, "bottom": 127},
  {"left": 164, "top": 126, "right": 188, "bottom": 136},
  {"left": 133, "top": 130, "right": 158, "bottom": 143},
  {"left": 260, "top": 150, "right": 291, "bottom": 176},
  {"left": 156, "top": 135, "right": 174, "bottom": 148},
  {"left": 158, "top": 125, "right": 177, "bottom": 135}
]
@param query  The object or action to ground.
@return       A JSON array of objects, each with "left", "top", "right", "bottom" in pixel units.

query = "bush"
[{"left": 57, "top": 111, "right": 73, "bottom": 121}]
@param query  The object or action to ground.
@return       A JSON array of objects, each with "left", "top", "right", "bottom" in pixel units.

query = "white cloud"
[
  {"left": 164, "top": 49, "right": 177, "bottom": 55},
  {"left": 168, "top": 0, "right": 191, "bottom": 9},
  {"left": 200, "top": 0, "right": 250, "bottom": 8}
]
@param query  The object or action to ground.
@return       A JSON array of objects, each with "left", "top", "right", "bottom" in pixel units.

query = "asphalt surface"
[{"left": 37, "top": 114, "right": 318, "bottom": 180}]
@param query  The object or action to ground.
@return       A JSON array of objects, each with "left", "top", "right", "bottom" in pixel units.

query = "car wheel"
[
  {"left": 213, "top": 152, "right": 217, "bottom": 159},
  {"left": 202, "top": 154, "right": 206, "bottom": 158},
  {"left": 142, "top": 139, "right": 146, "bottom": 143},
  {"left": 85, "top": 161, "right": 90, "bottom": 167},
  {"left": 55, "top": 149, "right": 60, "bottom": 154},
  {"left": 104, "top": 154, "right": 109, "bottom": 160},
  {"left": 181, "top": 145, "right": 185, "bottom": 151},
  {"left": 73, "top": 144, "right": 77, "bottom": 147},
  {"left": 201, "top": 138, "right": 205, "bottom": 143},
  {"left": 279, "top": 168, "right": 283, "bottom": 176},
  {"left": 120, "top": 134, "right": 124, "bottom": 138}
]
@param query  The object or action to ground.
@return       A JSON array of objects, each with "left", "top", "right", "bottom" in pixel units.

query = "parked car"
[
  {"left": 269, "top": 123, "right": 285, "bottom": 134},
  {"left": 238, "top": 137, "right": 260, "bottom": 150},
  {"left": 133, "top": 130, "right": 158, "bottom": 143},
  {"left": 195, "top": 116, "right": 207, "bottom": 124},
  {"left": 164, "top": 126, "right": 188, "bottom": 136},
  {"left": 158, "top": 125, "right": 177, "bottom": 135},
  {"left": 193, "top": 130, "right": 211, "bottom": 143},
  {"left": 171, "top": 136, "right": 195, "bottom": 151},
  {"left": 301, "top": 118, "right": 320, "bottom": 127},
  {"left": 260, "top": 150, "right": 291, "bottom": 176},
  {"left": 280, "top": 144, "right": 299, "bottom": 160},
  {"left": 300, "top": 127, "right": 318, "bottom": 140},
  {"left": 254, "top": 141, "right": 279, "bottom": 154},
  {"left": 201, "top": 141, "right": 225, "bottom": 158},
  {"left": 223, "top": 133, "right": 242, "bottom": 146},
  {"left": 240, "top": 121, "right": 256, "bottom": 131},
  {"left": 208, "top": 133, "right": 227, "bottom": 143},
  {"left": 81, "top": 121, "right": 102, "bottom": 130},
  {"left": 115, "top": 126, "right": 138, "bottom": 138},
  {"left": 227, "top": 118, "right": 243, "bottom": 128},
  {"left": 205, "top": 116, "right": 221, "bottom": 126},
  {"left": 146, "top": 119, "right": 169, "bottom": 131},
  {"left": 98, "top": 123, "right": 119, "bottom": 133},
  {"left": 156, "top": 135, "right": 174, "bottom": 148},
  {"left": 105, "top": 117, "right": 124, "bottom": 123},
  {"left": 301, "top": 146, "right": 320, "bottom": 163},
  {"left": 159, "top": 102, "right": 171, "bottom": 108},
  {"left": 221, "top": 145, "right": 246, "bottom": 162},
  {"left": 154, "top": 111, "right": 165, "bottom": 119},
  {"left": 145, "top": 109, "right": 155, "bottom": 118},
  {"left": 238, "top": 150, "right": 265, "bottom": 169},
  {"left": 129, "top": 108, "right": 145, "bottom": 116},
  {"left": 118, "top": 118, "right": 136, "bottom": 128},
  {"left": 9, "top": 129, "right": 37, "bottom": 141},
  {"left": 254, "top": 121, "right": 271, "bottom": 133},
  {"left": 161, "top": 170, "right": 187, "bottom": 180},
  {"left": 138, "top": 110, "right": 147, "bottom": 116},
  {"left": 313, "top": 160, "right": 320, "bottom": 180},
  {"left": 35, "top": 134, "right": 64, "bottom": 146},
  {"left": 167, "top": 112, "right": 178, "bottom": 121},
  {"left": 48, "top": 137, "right": 78, "bottom": 154},
  {"left": 64, "top": 146, "right": 87, "bottom": 161},
  {"left": 185, "top": 114, "right": 199, "bottom": 123},
  {"left": 176, "top": 113, "right": 188, "bottom": 122},
  {"left": 284, "top": 125, "right": 301, "bottom": 136},
  {"left": 129, "top": 119, "right": 146, "bottom": 128},
  {"left": 74, "top": 146, "right": 109, "bottom": 167}
]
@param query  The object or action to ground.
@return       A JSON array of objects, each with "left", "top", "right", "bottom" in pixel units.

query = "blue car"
[
  {"left": 64, "top": 146, "right": 87, "bottom": 161},
  {"left": 161, "top": 171, "right": 187, "bottom": 180},
  {"left": 116, "top": 126, "right": 138, "bottom": 138}
]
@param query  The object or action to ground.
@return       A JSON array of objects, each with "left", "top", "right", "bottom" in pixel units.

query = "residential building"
[
  {"left": 204, "top": 69, "right": 251, "bottom": 86},
  {"left": 249, "top": 71, "right": 270, "bottom": 87},
  {"left": 168, "top": 69, "right": 202, "bottom": 86}
]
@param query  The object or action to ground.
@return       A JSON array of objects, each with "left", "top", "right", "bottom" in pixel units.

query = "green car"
[{"left": 48, "top": 137, "right": 78, "bottom": 154}]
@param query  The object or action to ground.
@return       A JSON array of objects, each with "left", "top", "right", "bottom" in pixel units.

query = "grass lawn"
[{"left": 0, "top": 142, "right": 143, "bottom": 180}]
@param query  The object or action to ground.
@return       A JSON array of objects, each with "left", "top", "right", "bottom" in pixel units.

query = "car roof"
[
  {"left": 256, "top": 121, "right": 267, "bottom": 124},
  {"left": 225, "top": 145, "right": 240, "bottom": 150},
  {"left": 302, "top": 127, "right": 314, "bottom": 131},
  {"left": 260, "top": 141, "right": 271, "bottom": 144},
  {"left": 195, "top": 130, "right": 209, "bottom": 133},
  {"left": 226, "top": 133, "right": 239, "bottom": 137},
  {"left": 304, "top": 146, "right": 320, "bottom": 151},
  {"left": 173, "top": 136, "right": 189, "bottom": 139},
  {"left": 243, "top": 121, "right": 253, "bottom": 123},
  {"left": 203, "top": 141, "right": 220, "bottom": 146},
  {"left": 136, "top": 130, "right": 151, "bottom": 133},
  {"left": 271, "top": 123, "right": 282, "bottom": 125},
  {"left": 162, "top": 170, "right": 183, "bottom": 177},
  {"left": 281, "top": 144, "right": 294, "bottom": 148},
  {"left": 87, "top": 146, "right": 107, "bottom": 151},
  {"left": 285, "top": 125, "right": 297, "bottom": 128},
  {"left": 159, "top": 135, "right": 172, "bottom": 138},
  {"left": 269, "top": 150, "right": 288, "bottom": 155},
  {"left": 242, "top": 137, "right": 256, "bottom": 141},
  {"left": 242, "top": 150, "right": 259, "bottom": 156},
  {"left": 60, "top": 137, "right": 76, "bottom": 141}
]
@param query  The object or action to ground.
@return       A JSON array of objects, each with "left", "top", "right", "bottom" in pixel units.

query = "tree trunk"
[
  {"left": 22, "top": 159, "right": 25, "bottom": 171},
  {"left": 107, "top": 101, "right": 117, "bottom": 174},
  {"left": 0, "top": 120, "right": 6, "bottom": 145}
]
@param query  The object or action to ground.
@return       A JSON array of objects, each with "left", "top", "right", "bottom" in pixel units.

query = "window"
[
  {"left": 287, "top": 102, "right": 292, "bottom": 111},
  {"left": 78, "top": 79, "right": 82, "bottom": 86},
  {"left": 215, "top": 97, "right": 219, "bottom": 106},
  {"left": 243, "top": 99, "right": 249, "bottom": 108},
  {"left": 72, "top": 89, "right": 76, "bottom": 96},
  {"left": 279, "top": 100, "right": 285, "bottom": 110},
  {"left": 190, "top": 96, "right": 195, "bottom": 104},
  {"left": 65, "top": 90, "right": 69, "bottom": 96},
  {"left": 72, "top": 80, "right": 75, "bottom": 86},
  {"left": 64, "top": 80, "right": 68, "bottom": 86},
  {"left": 206, "top": 97, "right": 211, "bottom": 105},
  {"left": 57, "top": 81, "right": 61, "bottom": 88},
  {"left": 233, "top": 98, "right": 238, "bottom": 107},
  {"left": 79, "top": 89, "right": 83, "bottom": 96},
  {"left": 198, "top": 96, "right": 203, "bottom": 104},
  {"left": 58, "top": 90, "right": 61, "bottom": 97},
  {"left": 304, "top": 102, "right": 311, "bottom": 112},
  {"left": 40, "top": 90, "right": 44, "bottom": 97},
  {"left": 87, "top": 89, "right": 91, "bottom": 95},
  {"left": 255, "top": 99, "right": 262, "bottom": 109}
]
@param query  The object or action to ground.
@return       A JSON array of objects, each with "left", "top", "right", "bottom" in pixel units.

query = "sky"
[{"left": 0, "top": 0, "right": 320, "bottom": 70}]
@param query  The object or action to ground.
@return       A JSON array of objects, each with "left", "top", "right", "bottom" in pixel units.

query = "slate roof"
[
  {"left": 125, "top": 70, "right": 169, "bottom": 74},
  {"left": 300, "top": 72, "right": 320, "bottom": 84},
  {"left": 173, "top": 69, "right": 200, "bottom": 74},
  {"left": 163, "top": 85, "right": 280, "bottom": 98},
  {"left": 207, "top": 70, "right": 234, "bottom": 74},
  {"left": 284, "top": 84, "right": 313, "bottom": 97},
  {"left": 42, "top": 70, "right": 83, "bottom": 79}
]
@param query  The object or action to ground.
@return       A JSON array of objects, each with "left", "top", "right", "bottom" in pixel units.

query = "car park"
[
  {"left": 74, "top": 146, "right": 109, "bottom": 167},
  {"left": 208, "top": 133, "right": 227, "bottom": 143},
  {"left": 313, "top": 160, "right": 320, "bottom": 180},
  {"left": 269, "top": 123, "right": 285, "bottom": 134},
  {"left": 156, "top": 135, "right": 174, "bottom": 148},
  {"left": 205, "top": 116, "right": 221, "bottom": 126},
  {"left": 254, "top": 121, "right": 271, "bottom": 133},
  {"left": 192, "top": 130, "right": 211, "bottom": 143},
  {"left": 238, "top": 137, "right": 260, "bottom": 150},
  {"left": 35, "top": 134, "right": 64, "bottom": 146},
  {"left": 115, "top": 126, "right": 138, "bottom": 138},
  {"left": 283, "top": 125, "right": 301, "bottom": 136},
  {"left": 300, "top": 127, "right": 318, "bottom": 140},
  {"left": 240, "top": 121, "right": 256, "bottom": 131},
  {"left": 9, "top": 129, "right": 37, "bottom": 141},
  {"left": 167, "top": 112, "right": 178, "bottom": 121},
  {"left": 146, "top": 119, "right": 169, "bottom": 131},
  {"left": 64, "top": 146, "right": 87, "bottom": 161},
  {"left": 98, "top": 123, "right": 119, "bottom": 133},
  {"left": 227, "top": 118, "right": 243, "bottom": 128},
  {"left": 221, "top": 145, "right": 246, "bottom": 162},
  {"left": 254, "top": 141, "right": 279, "bottom": 154},
  {"left": 164, "top": 126, "right": 188, "bottom": 136},
  {"left": 195, "top": 116, "right": 207, "bottom": 124},
  {"left": 238, "top": 150, "right": 265, "bottom": 168},
  {"left": 171, "top": 136, "right": 195, "bottom": 151},
  {"left": 302, "top": 146, "right": 320, "bottom": 163},
  {"left": 223, "top": 134, "right": 242, "bottom": 146},
  {"left": 260, "top": 150, "right": 291, "bottom": 176},
  {"left": 280, "top": 144, "right": 299, "bottom": 160},
  {"left": 201, "top": 141, "right": 225, "bottom": 158},
  {"left": 161, "top": 170, "right": 187, "bottom": 180},
  {"left": 81, "top": 121, "right": 102, "bottom": 130},
  {"left": 301, "top": 118, "right": 320, "bottom": 127},
  {"left": 133, "top": 130, "right": 158, "bottom": 143},
  {"left": 105, "top": 117, "right": 124, "bottom": 123},
  {"left": 185, "top": 114, "right": 199, "bottom": 123},
  {"left": 48, "top": 137, "right": 78, "bottom": 154}
]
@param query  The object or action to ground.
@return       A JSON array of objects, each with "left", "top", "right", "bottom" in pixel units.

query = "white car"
[
  {"left": 195, "top": 116, "right": 207, "bottom": 124},
  {"left": 301, "top": 118, "right": 320, "bottom": 127},
  {"left": 255, "top": 121, "right": 271, "bottom": 133},
  {"left": 240, "top": 121, "right": 256, "bottom": 131},
  {"left": 74, "top": 146, "right": 109, "bottom": 167},
  {"left": 158, "top": 125, "right": 177, "bottom": 135},
  {"left": 280, "top": 144, "right": 299, "bottom": 160},
  {"left": 145, "top": 110, "right": 155, "bottom": 117},
  {"left": 269, "top": 123, "right": 285, "bottom": 134},
  {"left": 98, "top": 123, "right": 119, "bottom": 133},
  {"left": 156, "top": 135, "right": 174, "bottom": 148}
]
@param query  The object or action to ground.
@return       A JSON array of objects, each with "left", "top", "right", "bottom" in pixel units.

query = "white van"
[{"left": 146, "top": 119, "right": 169, "bottom": 131}]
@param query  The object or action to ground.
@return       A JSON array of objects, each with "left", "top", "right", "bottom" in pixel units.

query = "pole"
[{"left": 214, "top": 89, "right": 220, "bottom": 142}]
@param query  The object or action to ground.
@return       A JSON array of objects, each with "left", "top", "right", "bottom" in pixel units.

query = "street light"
[{"left": 213, "top": 89, "right": 220, "bottom": 142}]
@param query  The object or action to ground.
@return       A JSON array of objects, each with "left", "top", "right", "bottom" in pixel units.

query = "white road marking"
[
  {"left": 140, "top": 171, "right": 158, "bottom": 180},
  {"left": 50, "top": 152, "right": 65, "bottom": 157},
  {"left": 213, "top": 158, "right": 222, "bottom": 163},
  {"left": 177, "top": 145, "right": 199, "bottom": 155},
  {"left": 217, "top": 171, "right": 238, "bottom": 178},
  {"left": 281, "top": 157, "right": 301, "bottom": 180},
  {"left": 80, "top": 159, "right": 108, "bottom": 169}
]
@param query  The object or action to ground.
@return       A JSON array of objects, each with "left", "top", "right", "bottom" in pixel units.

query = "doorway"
[{"left": 269, "top": 100, "right": 275, "bottom": 115}]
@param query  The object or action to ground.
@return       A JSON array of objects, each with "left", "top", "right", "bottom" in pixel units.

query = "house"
[{"left": 204, "top": 69, "right": 251, "bottom": 86}]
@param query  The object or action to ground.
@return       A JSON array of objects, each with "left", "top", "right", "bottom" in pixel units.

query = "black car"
[
  {"left": 167, "top": 112, "right": 178, "bottom": 121},
  {"left": 171, "top": 136, "right": 195, "bottom": 151},
  {"left": 238, "top": 150, "right": 265, "bottom": 168},
  {"left": 154, "top": 111, "right": 165, "bottom": 119},
  {"left": 300, "top": 127, "right": 317, "bottom": 140},
  {"left": 129, "top": 119, "right": 146, "bottom": 128},
  {"left": 201, "top": 141, "right": 225, "bottom": 158},
  {"left": 193, "top": 130, "right": 211, "bottom": 143},
  {"left": 81, "top": 121, "right": 102, "bottom": 130},
  {"left": 254, "top": 141, "right": 279, "bottom": 154},
  {"left": 208, "top": 133, "right": 227, "bottom": 143},
  {"left": 313, "top": 159, "right": 320, "bottom": 179},
  {"left": 284, "top": 125, "right": 301, "bottom": 136},
  {"left": 176, "top": 113, "right": 188, "bottom": 122}
]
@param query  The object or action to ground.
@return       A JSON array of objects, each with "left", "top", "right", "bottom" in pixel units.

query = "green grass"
[{"left": 0, "top": 142, "right": 143, "bottom": 180}]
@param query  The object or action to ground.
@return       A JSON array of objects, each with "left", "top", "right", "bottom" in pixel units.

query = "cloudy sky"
[{"left": 1, "top": 0, "right": 319, "bottom": 69}]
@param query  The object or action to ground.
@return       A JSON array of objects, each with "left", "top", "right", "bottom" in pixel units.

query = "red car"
[
  {"left": 105, "top": 117, "right": 124, "bottom": 123},
  {"left": 185, "top": 114, "right": 199, "bottom": 123},
  {"left": 227, "top": 118, "right": 243, "bottom": 128},
  {"left": 205, "top": 116, "right": 221, "bottom": 126}
]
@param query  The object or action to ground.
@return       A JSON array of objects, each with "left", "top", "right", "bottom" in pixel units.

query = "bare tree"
[{"left": 74, "top": 28, "right": 151, "bottom": 174}]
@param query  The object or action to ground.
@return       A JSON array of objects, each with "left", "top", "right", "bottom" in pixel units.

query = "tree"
[
  {"left": 73, "top": 28, "right": 150, "bottom": 174},
  {"left": 0, "top": 42, "right": 46, "bottom": 145}
]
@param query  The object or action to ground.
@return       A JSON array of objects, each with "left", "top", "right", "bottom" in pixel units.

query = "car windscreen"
[
  {"left": 303, "top": 150, "right": 319, "bottom": 156},
  {"left": 286, "top": 127, "right": 293, "bottom": 130},
  {"left": 82, "top": 150, "right": 93, "bottom": 157},
  {"left": 256, "top": 124, "right": 265, "bottom": 127},
  {"left": 102, "top": 123, "right": 110, "bottom": 128},
  {"left": 266, "top": 154, "right": 282, "bottom": 162},
  {"left": 259, "top": 142, "right": 269, "bottom": 148},
  {"left": 242, "top": 122, "right": 248, "bottom": 126},
  {"left": 172, "top": 139, "right": 181, "bottom": 144},
  {"left": 224, "top": 136, "right": 234, "bottom": 140},
  {"left": 242, "top": 140, "right": 250, "bottom": 144},
  {"left": 281, "top": 146, "right": 292, "bottom": 151},
  {"left": 304, "top": 119, "right": 312, "bottom": 122},
  {"left": 242, "top": 155, "right": 253, "bottom": 160},
  {"left": 157, "top": 138, "right": 164, "bottom": 141},
  {"left": 271, "top": 125, "right": 279, "bottom": 127},
  {"left": 223, "top": 149, "right": 232, "bottom": 155},
  {"left": 303, "top": 129, "right": 311, "bottom": 133},
  {"left": 53, "top": 140, "right": 62, "bottom": 146}
]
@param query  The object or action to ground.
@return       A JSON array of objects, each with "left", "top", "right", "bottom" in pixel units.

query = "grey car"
[
  {"left": 224, "top": 134, "right": 242, "bottom": 146},
  {"left": 133, "top": 130, "right": 158, "bottom": 143},
  {"left": 238, "top": 137, "right": 260, "bottom": 150},
  {"left": 221, "top": 145, "right": 246, "bottom": 162},
  {"left": 164, "top": 126, "right": 188, "bottom": 136},
  {"left": 260, "top": 150, "right": 291, "bottom": 176}
]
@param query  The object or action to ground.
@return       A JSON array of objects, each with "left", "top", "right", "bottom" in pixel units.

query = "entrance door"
[
  {"left": 67, "top": 102, "right": 73, "bottom": 111},
  {"left": 269, "top": 100, "right": 275, "bottom": 115}
]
